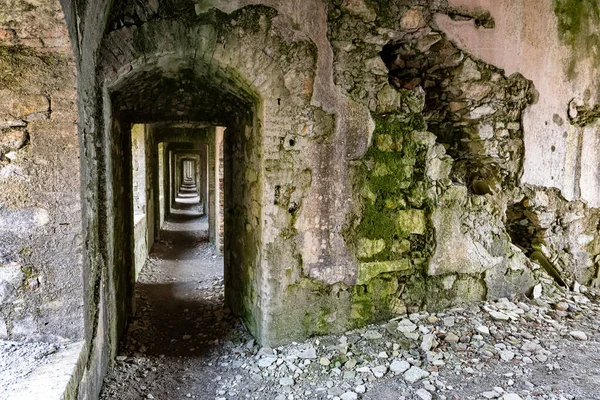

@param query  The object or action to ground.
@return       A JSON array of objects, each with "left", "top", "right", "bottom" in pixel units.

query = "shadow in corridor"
[
  {"left": 100, "top": 179, "right": 250, "bottom": 400},
  {"left": 124, "top": 205, "right": 228, "bottom": 359}
]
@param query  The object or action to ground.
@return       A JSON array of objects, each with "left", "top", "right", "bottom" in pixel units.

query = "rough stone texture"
[
  {"left": 0, "top": 0, "right": 82, "bottom": 343},
  {"left": 436, "top": 0, "right": 600, "bottom": 207},
  {"left": 4, "top": 1, "right": 600, "bottom": 399}
]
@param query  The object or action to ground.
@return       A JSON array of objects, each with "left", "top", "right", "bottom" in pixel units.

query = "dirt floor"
[{"left": 99, "top": 208, "right": 600, "bottom": 400}]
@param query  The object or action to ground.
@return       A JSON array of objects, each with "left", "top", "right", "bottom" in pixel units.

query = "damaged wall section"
[{"left": 0, "top": 0, "right": 83, "bottom": 341}]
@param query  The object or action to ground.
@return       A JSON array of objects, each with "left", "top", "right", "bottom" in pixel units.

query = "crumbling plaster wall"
[
  {"left": 0, "top": 0, "right": 83, "bottom": 341},
  {"left": 48, "top": 0, "right": 600, "bottom": 397},
  {"left": 436, "top": 0, "right": 600, "bottom": 206}
]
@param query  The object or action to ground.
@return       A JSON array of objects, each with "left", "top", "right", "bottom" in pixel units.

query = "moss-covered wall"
[
  {"left": 271, "top": 0, "right": 600, "bottom": 340},
  {"left": 17, "top": 1, "right": 600, "bottom": 397},
  {"left": 553, "top": 0, "right": 600, "bottom": 79}
]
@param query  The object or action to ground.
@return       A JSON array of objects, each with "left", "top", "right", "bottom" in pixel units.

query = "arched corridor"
[
  {"left": 100, "top": 193, "right": 233, "bottom": 399},
  {"left": 3, "top": 1, "right": 600, "bottom": 399}
]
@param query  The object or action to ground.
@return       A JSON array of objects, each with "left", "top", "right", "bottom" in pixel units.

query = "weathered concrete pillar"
[
  {"left": 157, "top": 142, "right": 166, "bottom": 231},
  {"left": 216, "top": 127, "right": 224, "bottom": 254},
  {"left": 165, "top": 148, "right": 172, "bottom": 218},
  {"left": 208, "top": 127, "right": 217, "bottom": 246},
  {"left": 201, "top": 145, "right": 208, "bottom": 214},
  {"left": 208, "top": 127, "right": 224, "bottom": 254},
  {"left": 169, "top": 150, "right": 176, "bottom": 210}
]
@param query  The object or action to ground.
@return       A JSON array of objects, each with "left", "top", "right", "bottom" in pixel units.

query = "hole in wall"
[{"left": 505, "top": 199, "right": 567, "bottom": 287}]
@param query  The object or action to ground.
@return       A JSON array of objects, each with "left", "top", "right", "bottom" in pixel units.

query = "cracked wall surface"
[
  {"left": 0, "top": 0, "right": 83, "bottom": 342},
  {"left": 4, "top": 0, "right": 600, "bottom": 398}
]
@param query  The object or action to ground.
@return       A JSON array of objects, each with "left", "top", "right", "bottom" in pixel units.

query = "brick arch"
[{"left": 91, "top": 5, "right": 322, "bottom": 351}]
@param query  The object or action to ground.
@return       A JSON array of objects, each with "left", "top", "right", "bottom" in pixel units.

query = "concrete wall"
[
  {"left": 208, "top": 127, "right": 224, "bottom": 254},
  {"left": 158, "top": 142, "right": 166, "bottom": 229},
  {"left": 131, "top": 124, "right": 148, "bottom": 280},
  {"left": 131, "top": 124, "right": 156, "bottom": 281}
]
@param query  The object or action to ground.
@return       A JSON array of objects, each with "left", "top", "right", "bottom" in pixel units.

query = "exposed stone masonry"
[
  {"left": 3, "top": 1, "right": 600, "bottom": 399},
  {"left": 0, "top": 0, "right": 82, "bottom": 342}
]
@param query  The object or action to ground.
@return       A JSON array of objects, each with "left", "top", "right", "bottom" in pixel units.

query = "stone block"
[
  {"left": 357, "top": 238, "right": 385, "bottom": 259},
  {"left": 395, "top": 209, "right": 427, "bottom": 235},
  {"left": 0, "top": 91, "right": 48, "bottom": 120},
  {"left": 0, "top": 129, "right": 27, "bottom": 154},
  {"left": 341, "top": 0, "right": 376, "bottom": 21},
  {"left": 426, "top": 157, "right": 452, "bottom": 181},
  {"left": 376, "top": 85, "right": 402, "bottom": 114},
  {"left": 400, "top": 8, "right": 426, "bottom": 31},
  {"left": 356, "top": 259, "right": 411, "bottom": 285}
]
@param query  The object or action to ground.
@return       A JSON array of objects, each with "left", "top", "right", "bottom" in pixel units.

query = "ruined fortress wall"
[
  {"left": 3, "top": 1, "right": 600, "bottom": 397},
  {"left": 0, "top": 0, "right": 83, "bottom": 341}
]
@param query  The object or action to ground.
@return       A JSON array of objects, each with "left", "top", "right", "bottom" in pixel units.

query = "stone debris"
[
  {"left": 420, "top": 333, "right": 436, "bottom": 352},
  {"left": 363, "top": 330, "right": 382, "bottom": 340},
  {"left": 403, "top": 366, "right": 430, "bottom": 383},
  {"left": 371, "top": 365, "right": 387, "bottom": 378},
  {"left": 279, "top": 377, "right": 294, "bottom": 386},
  {"left": 533, "top": 284, "right": 543, "bottom": 299},
  {"left": 100, "top": 276, "right": 600, "bottom": 400},
  {"left": 340, "top": 391, "right": 358, "bottom": 400},
  {"left": 444, "top": 332, "right": 459, "bottom": 343},
  {"left": 416, "top": 388, "right": 432, "bottom": 400},
  {"left": 482, "top": 390, "right": 501, "bottom": 399},
  {"left": 390, "top": 360, "right": 410, "bottom": 374},
  {"left": 488, "top": 310, "right": 511, "bottom": 321},
  {"left": 502, "top": 394, "right": 522, "bottom": 400},
  {"left": 476, "top": 325, "right": 490, "bottom": 336},
  {"left": 569, "top": 330, "right": 588, "bottom": 341}
]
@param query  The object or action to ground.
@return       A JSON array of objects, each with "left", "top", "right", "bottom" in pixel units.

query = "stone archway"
[{"left": 89, "top": 5, "right": 333, "bottom": 353}]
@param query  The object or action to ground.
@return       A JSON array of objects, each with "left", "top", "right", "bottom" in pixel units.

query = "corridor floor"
[{"left": 99, "top": 210, "right": 243, "bottom": 399}]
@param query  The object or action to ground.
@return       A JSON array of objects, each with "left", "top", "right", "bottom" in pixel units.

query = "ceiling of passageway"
[
  {"left": 106, "top": 0, "right": 193, "bottom": 31},
  {"left": 111, "top": 68, "right": 254, "bottom": 124}
]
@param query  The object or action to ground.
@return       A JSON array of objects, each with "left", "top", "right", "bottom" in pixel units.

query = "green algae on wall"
[
  {"left": 340, "top": 114, "right": 438, "bottom": 325},
  {"left": 346, "top": 115, "right": 434, "bottom": 264},
  {"left": 0, "top": 45, "right": 69, "bottom": 91},
  {"left": 553, "top": 0, "right": 600, "bottom": 78}
]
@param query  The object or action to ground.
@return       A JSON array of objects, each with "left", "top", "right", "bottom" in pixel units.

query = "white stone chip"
[
  {"left": 403, "top": 366, "right": 430, "bottom": 383},
  {"left": 532, "top": 284, "right": 542, "bottom": 299},
  {"left": 340, "top": 392, "right": 358, "bottom": 400},
  {"left": 279, "top": 376, "right": 294, "bottom": 386},
  {"left": 416, "top": 388, "right": 432, "bottom": 400},
  {"left": 570, "top": 330, "right": 588, "bottom": 341},
  {"left": 397, "top": 319, "right": 418, "bottom": 333},
  {"left": 488, "top": 310, "right": 510, "bottom": 321},
  {"left": 476, "top": 325, "right": 490, "bottom": 335},
  {"left": 482, "top": 391, "right": 501, "bottom": 399},
  {"left": 371, "top": 365, "right": 387, "bottom": 378},
  {"left": 390, "top": 360, "right": 410, "bottom": 374},
  {"left": 499, "top": 350, "right": 515, "bottom": 362},
  {"left": 421, "top": 333, "right": 436, "bottom": 352},
  {"left": 502, "top": 394, "right": 522, "bottom": 400}
]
